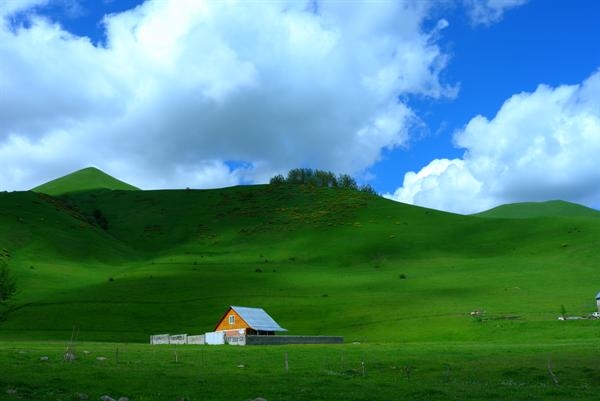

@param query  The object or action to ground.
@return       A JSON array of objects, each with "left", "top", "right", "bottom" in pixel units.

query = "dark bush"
[
  {"left": 0, "top": 260, "right": 16, "bottom": 303},
  {"left": 91, "top": 209, "right": 109, "bottom": 230},
  {"left": 270, "top": 168, "right": 379, "bottom": 196},
  {"left": 269, "top": 174, "right": 286, "bottom": 185}
]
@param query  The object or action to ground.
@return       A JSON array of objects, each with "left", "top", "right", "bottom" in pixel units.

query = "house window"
[{"left": 228, "top": 315, "right": 235, "bottom": 325}]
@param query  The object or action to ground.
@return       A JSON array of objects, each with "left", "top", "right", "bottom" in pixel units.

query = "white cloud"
[
  {"left": 386, "top": 70, "right": 600, "bottom": 214},
  {"left": 463, "top": 0, "right": 528, "bottom": 26},
  {"left": 385, "top": 158, "right": 485, "bottom": 214},
  {"left": 0, "top": 0, "right": 454, "bottom": 191}
]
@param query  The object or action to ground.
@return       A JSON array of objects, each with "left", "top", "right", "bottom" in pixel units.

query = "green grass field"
[
  {"left": 2, "top": 168, "right": 600, "bottom": 399},
  {"left": 2, "top": 341, "right": 600, "bottom": 401}
]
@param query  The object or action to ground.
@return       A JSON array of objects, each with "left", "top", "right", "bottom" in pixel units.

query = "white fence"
[
  {"left": 187, "top": 335, "right": 205, "bottom": 344},
  {"left": 151, "top": 332, "right": 343, "bottom": 346},
  {"left": 150, "top": 334, "right": 170, "bottom": 345},
  {"left": 170, "top": 334, "right": 187, "bottom": 344},
  {"left": 205, "top": 331, "right": 225, "bottom": 345},
  {"left": 150, "top": 333, "right": 205, "bottom": 345}
]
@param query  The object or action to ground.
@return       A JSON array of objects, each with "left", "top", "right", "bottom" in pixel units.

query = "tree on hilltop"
[{"left": 269, "top": 168, "right": 378, "bottom": 195}]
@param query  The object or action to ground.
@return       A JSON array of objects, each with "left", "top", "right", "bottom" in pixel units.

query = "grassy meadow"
[
  {"left": 2, "top": 169, "right": 600, "bottom": 399},
  {"left": 3, "top": 340, "right": 600, "bottom": 401}
]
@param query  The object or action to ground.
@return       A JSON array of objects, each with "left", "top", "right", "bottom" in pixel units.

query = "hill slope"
[
  {"left": 32, "top": 167, "right": 139, "bottom": 195},
  {"left": 1, "top": 185, "right": 600, "bottom": 343},
  {"left": 475, "top": 200, "right": 600, "bottom": 219}
]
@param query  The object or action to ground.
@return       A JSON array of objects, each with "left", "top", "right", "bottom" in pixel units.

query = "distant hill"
[
  {"left": 3, "top": 179, "right": 600, "bottom": 344},
  {"left": 475, "top": 200, "right": 600, "bottom": 219},
  {"left": 32, "top": 167, "right": 139, "bottom": 195}
]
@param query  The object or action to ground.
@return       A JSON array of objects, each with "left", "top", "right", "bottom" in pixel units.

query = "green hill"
[
  {"left": 31, "top": 167, "right": 139, "bottom": 195},
  {"left": 475, "top": 200, "right": 600, "bottom": 219},
  {"left": 2, "top": 183, "right": 600, "bottom": 344}
]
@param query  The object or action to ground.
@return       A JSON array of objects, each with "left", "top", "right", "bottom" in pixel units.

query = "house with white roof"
[{"left": 214, "top": 305, "right": 287, "bottom": 336}]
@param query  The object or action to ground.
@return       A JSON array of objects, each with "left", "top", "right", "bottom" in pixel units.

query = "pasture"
[
  {"left": 3, "top": 172, "right": 600, "bottom": 399},
  {"left": 2, "top": 340, "right": 600, "bottom": 401}
]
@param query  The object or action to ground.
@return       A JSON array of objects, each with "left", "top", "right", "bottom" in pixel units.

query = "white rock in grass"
[
  {"left": 100, "top": 395, "right": 116, "bottom": 401},
  {"left": 40, "top": 356, "right": 49, "bottom": 361}
]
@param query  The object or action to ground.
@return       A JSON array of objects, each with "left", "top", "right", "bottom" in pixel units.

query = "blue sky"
[
  {"left": 373, "top": 1, "right": 600, "bottom": 195},
  {"left": 1, "top": 0, "right": 600, "bottom": 214}
]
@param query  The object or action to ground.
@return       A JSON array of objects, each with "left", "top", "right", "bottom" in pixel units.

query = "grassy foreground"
[{"left": 2, "top": 340, "right": 600, "bottom": 401}]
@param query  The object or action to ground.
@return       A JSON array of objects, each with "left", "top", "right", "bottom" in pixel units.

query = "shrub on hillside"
[
  {"left": 269, "top": 174, "right": 286, "bottom": 185},
  {"left": 89, "top": 209, "right": 109, "bottom": 231},
  {"left": 0, "top": 260, "right": 16, "bottom": 304}
]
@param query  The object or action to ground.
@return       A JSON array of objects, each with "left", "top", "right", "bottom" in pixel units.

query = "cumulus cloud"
[
  {"left": 0, "top": 0, "right": 454, "bottom": 191},
  {"left": 463, "top": 0, "right": 528, "bottom": 26},
  {"left": 386, "top": 70, "right": 600, "bottom": 214},
  {"left": 388, "top": 158, "right": 485, "bottom": 214}
]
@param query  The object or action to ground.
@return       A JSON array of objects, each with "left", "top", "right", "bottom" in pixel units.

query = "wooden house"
[{"left": 214, "top": 305, "right": 287, "bottom": 336}]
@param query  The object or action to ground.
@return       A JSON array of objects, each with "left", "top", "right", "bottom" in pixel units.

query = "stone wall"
[{"left": 245, "top": 335, "right": 343, "bottom": 345}]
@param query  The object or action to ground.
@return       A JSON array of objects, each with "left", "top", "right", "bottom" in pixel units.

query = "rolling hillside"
[
  {"left": 2, "top": 169, "right": 600, "bottom": 343},
  {"left": 32, "top": 167, "right": 140, "bottom": 195},
  {"left": 476, "top": 200, "right": 600, "bottom": 219}
]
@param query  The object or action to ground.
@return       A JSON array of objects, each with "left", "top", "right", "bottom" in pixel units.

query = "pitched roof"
[{"left": 230, "top": 306, "right": 287, "bottom": 332}]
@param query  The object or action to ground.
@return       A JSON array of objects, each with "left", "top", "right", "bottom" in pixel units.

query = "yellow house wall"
[{"left": 215, "top": 308, "right": 250, "bottom": 331}]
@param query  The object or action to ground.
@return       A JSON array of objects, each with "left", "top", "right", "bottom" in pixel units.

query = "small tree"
[
  {"left": 315, "top": 170, "right": 337, "bottom": 188},
  {"left": 359, "top": 184, "right": 378, "bottom": 196},
  {"left": 286, "top": 168, "right": 305, "bottom": 184},
  {"left": 269, "top": 174, "right": 286, "bottom": 185},
  {"left": 338, "top": 174, "right": 358, "bottom": 190}
]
